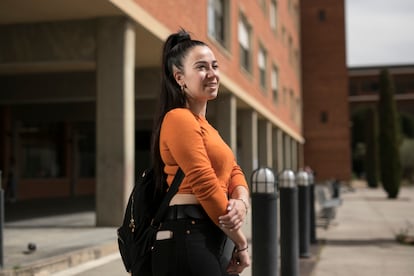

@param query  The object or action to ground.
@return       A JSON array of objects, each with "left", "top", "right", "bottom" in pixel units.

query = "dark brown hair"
[{"left": 151, "top": 29, "right": 207, "bottom": 189}]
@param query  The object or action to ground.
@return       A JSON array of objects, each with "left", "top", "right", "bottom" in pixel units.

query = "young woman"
[{"left": 151, "top": 29, "right": 250, "bottom": 276}]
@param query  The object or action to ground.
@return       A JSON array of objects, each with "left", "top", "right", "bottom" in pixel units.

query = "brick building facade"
[
  {"left": 0, "top": 0, "right": 305, "bottom": 225},
  {"left": 300, "top": 0, "right": 352, "bottom": 181},
  {"left": 349, "top": 65, "right": 414, "bottom": 179}
]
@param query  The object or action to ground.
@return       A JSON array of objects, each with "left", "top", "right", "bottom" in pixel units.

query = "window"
[
  {"left": 294, "top": 3, "right": 300, "bottom": 28},
  {"left": 238, "top": 14, "right": 252, "bottom": 72},
  {"left": 288, "top": 35, "right": 293, "bottom": 64},
  {"left": 288, "top": 0, "right": 293, "bottom": 12},
  {"left": 271, "top": 66, "right": 279, "bottom": 103},
  {"left": 281, "top": 25, "right": 286, "bottom": 45},
  {"left": 258, "top": 46, "right": 267, "bottom": 90},
  {"left": 289, "top": 90, "right": 295, "bottom": 119},
  {"left": 270, "top": 0, "right": 278, "bottom": 32},
  {"left": 349, "top": 81, "right": 358, "bottom": 96},
  {"left": 75, "top": 122, "right": 96, "bottom": 178},
  {"left": 259, "top": 0, "right": 266, "bottom": 12},
  {"left": 296, "top": 98, "right": 302, "bottom": 125},
  {"left": 361, "top": 79, "right": 379, "bottom": 93},
  {"left": 20, "top": 122, "right": 65, "bottom": 178},
  {"left": 208, "top": 0, "right": 229, "bottom": 47},
  {"left": 294, "top": 49, "right": 300, "bottom": 76},
  {"left": 318, "top": 9, "right": 326, "bottom": 21},
  {"left": 282, "top": 87, "right": 288, "bottom": 104},
  {"left": 321, "top": 111, "right": 328, "bottom": 123}
]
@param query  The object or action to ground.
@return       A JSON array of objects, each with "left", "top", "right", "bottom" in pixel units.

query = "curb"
[{"left": 0, "top": 242, "right": 118, "bottom": 276}]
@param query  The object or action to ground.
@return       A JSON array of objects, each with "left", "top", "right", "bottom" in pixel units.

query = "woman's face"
[{"left": 177, "top": 45, "right": 220, "bottom": 103}]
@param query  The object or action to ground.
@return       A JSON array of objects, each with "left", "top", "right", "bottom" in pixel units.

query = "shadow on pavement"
[
  {"left": 322, "top": 238, "right": 397, "bottom": 247},
  {"left": 4, "top": 196, "right": 95, "bottom": 222}
]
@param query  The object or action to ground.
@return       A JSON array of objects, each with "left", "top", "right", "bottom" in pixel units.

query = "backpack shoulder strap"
[{"left": 152, "top": 168, "right": 185, "bottom": 227}]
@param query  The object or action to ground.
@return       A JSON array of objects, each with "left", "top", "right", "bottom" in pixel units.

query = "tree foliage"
[
  {"left": 378, "top": 69, "right": 401, "bottom": 198},
  {"left": 365, "top": 108, "right": 379, "bottom": 188},
  {"left": 351, "top": 107, "right": 379, "bottom": 187}
]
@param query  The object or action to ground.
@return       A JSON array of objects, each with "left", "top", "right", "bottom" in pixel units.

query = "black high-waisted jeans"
[{"left": 151, "top": 205, "right": 236, "bottom": 276}]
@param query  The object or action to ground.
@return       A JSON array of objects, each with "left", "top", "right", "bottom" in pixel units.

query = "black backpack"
[{"left": 117, "top": 168, "right": 184, "bottom": 275}]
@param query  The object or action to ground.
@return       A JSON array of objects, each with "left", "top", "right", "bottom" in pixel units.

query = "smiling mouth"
[{"left": 205, "top": 83, "right": 218, "bottom": 87}]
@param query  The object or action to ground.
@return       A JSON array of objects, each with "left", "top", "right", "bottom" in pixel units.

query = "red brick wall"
[
  {"left": 134, "top": 0, "right": 302, "bottom": 134},
  {"left": 300, "top": 0, "right": 352, "bottom": 181}
]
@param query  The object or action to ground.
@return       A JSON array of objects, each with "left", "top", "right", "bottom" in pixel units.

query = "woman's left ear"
[{"left": 173, "top": 67, "right": 184, "bottom": 87}]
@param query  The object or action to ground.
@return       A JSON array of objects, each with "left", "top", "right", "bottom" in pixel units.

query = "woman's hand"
[
  {"left": 226, "top": 247, "right": 250, "bottom": 274},
  {"left": 218, "top": 199, "right": 248, "bottom": 231}
]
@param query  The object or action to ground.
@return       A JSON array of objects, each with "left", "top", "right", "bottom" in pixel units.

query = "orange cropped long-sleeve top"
[{"left": 160, "top": 108, "right": 249, "bottom": 225}]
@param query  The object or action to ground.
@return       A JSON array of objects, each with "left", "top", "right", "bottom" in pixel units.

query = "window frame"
[
  {"left": 19, "top": 122, "right": 66, "bottom": 179},
  {"left": 258, "top": 45, "right": 267, "bottom": 91},
  {"left": 288, "top": 35, "right": 293, "bottom": 65},
  {"left": 259, "top": 0, "right": 267, "bottom": 13},
  {"left": 271, "top": 65, "right": 279, "bottom": 104},
  {"left": 289, "top": 89, "right": 295, "bottom": 119},
  {"left": 270, "top": 0, "right": 278, "bottom": 33},
  {"left": 207, "top": 0, "right": 230, "bottom": 49},
  {"left": 238, "top": 13, "right": 252, "bottom": 73}
]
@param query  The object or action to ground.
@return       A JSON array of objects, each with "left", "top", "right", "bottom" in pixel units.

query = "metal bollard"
[
  {"left": 332, "top": 179, "right": 340, "bottom": 199},
  {"left": 297, "top": 171, "right": 311, "bottom": 258},
  {"left": 0, "top": 170, "right": 3, "bottom": 268},
  {"left": 279, "top": 170, "right": 299, "bottom": 276},
  {"left": 308, "top": 172, "right": 317, "bottom": 244},
  {"left": 251, "top": 167, "right": 278, "bottom": 276}
]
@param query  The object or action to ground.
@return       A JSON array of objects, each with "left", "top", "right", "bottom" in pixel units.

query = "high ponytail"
[
  {"left": 162, "top": 29, "right": 191, "bottom": 79},
  {"left": 151, "top": 29, "right": 207, "bottom": 190}
]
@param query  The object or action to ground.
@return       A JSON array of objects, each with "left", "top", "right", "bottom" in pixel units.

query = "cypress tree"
[{"left": 378, "top": 69, "right": 401, "bottom": 198}]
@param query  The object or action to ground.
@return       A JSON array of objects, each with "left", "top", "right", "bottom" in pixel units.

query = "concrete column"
[
  {"left": 238, "top": 110, "right": 258, "bottom": 183},
  {"left": 258, "top": 120, "right": 273, "bottom": 167},
  {"left": 284, "top": 134, "right": 292, "bottom": 170},
  {"left": 291, "top": 139, "right": 298, "bottom": 171},
  {"left": 273, "top": 128, "right": 284, "bottom": 173},
  {"left": 271, "top": 127, "right": 278, "bottom": 173},
  {"left": 298, "top": 143, "right": 304, "bottom": 170},
  {"left": 96, "top": 17, "right": 135, "bottom": 226},
  {"left": 216, "top": 94, "right": 237, "bottom": 153}
]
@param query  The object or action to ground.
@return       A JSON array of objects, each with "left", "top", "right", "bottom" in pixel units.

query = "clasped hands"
[
  {"left": 226, "top": 246, "right": 250, "bottom": 274},
  {"left": 218, "top": 198, "right": 248, "bottom": 231}
]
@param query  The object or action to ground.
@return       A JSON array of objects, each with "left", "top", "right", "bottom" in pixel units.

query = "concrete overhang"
[
  {"left": 0, "top": 0, "right": 164, "bottom": 71},
  {"left": 0, "top": 0, "right": 122, "bottom": 25},
  {"left": 0, "top": 0, "right": 304, "bottom": 142}
]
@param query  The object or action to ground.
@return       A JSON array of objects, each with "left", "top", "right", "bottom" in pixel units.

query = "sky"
[{"left": 345, "top": 0, "right": 414, "bottom": 67}]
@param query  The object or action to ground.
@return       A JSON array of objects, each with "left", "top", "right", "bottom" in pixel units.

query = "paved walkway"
[
  {"left": 1, "top": 197, "right": 117, "bottom": 276},
  {"left": 311, "top": 184, "right": 414, "bottom": 276},
  {"left": 1, "top": 184, "right": 413, "bottom": 275}
]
